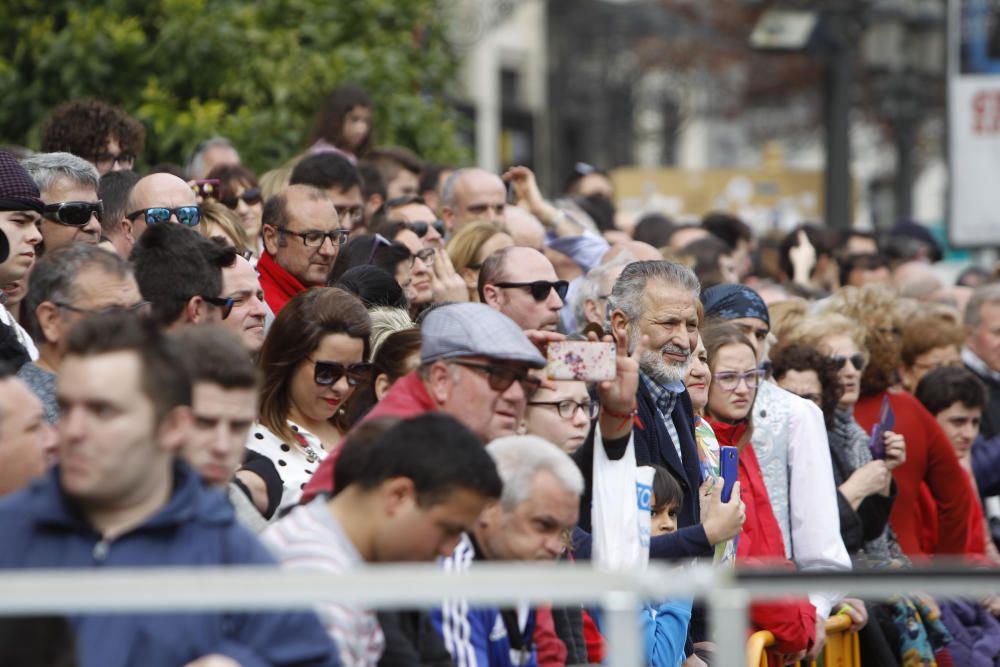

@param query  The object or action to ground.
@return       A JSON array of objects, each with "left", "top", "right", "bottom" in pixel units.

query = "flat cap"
[{"left": 421, "top": 303, "right": 546, "bottom": 368}]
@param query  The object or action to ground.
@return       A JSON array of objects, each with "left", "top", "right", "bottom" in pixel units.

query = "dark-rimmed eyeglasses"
[
  {"left": 201, "top": 295, "right": 234, "bottom": 319},
  {"left": 126, "top": 206, "right": 201, "bottom": 227},
  {"left": 220, "top": 187, "right": 261, "bottom": 210},
  {"left": 450, "top": 360, "right": 541, "bottom": 396},
  {"left": 52, "top": 300, "right": 150, "bottom": 316},
  {"left": 93, "top": 152, "right": 135, "bottom": 171},
  {"left": 313, "top": 360, "right": 373, "bottom": 387},
  {"left": 494, "top": 280, "right": 569, "bottom": 302},
  {"left": 415, "top": 247, "right": 435, "bottom": 263},
  {"left": 528, "top": 399, "right": 598, "bottom": 419},
  {"left": 279, "top": 227, "right": 349, "bottom": 248},
  {"left": 712, "top": 369, "right": 766, "bottom": 392},
  {"left": 42, "top": 201, "right": 103, "bottom": 227},
  {"left": 830, "top": 353, "right": 865, "bottom": 371}
]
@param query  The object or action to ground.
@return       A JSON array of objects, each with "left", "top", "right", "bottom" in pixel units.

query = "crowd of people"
[{"left": 1, "top": 89, "right": 999, "bottom": 667}]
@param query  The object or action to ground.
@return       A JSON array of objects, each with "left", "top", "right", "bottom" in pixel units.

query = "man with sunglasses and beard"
[
  {"left": 302, "top": 303, "right": 547, "bottom": 503},
  {"left": 21, "top": 153, "right": 103, "bottom": 253},
  {"left": 479, "top": 247, "right": 567, "bottom": 333}
]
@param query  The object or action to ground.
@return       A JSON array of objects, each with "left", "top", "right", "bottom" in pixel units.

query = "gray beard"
[{"left": 640, "top": 350, "right": 690, "bottom": 385}]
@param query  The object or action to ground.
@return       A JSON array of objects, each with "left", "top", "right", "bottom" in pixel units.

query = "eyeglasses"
[
  {"left": 313, "top": 360, "right": 373, "bottom": 387},
  {"left": 279, "top": 227, "right": 349, "bottom": 248},
  {"left": 451, "top": 360, "right": 541, "bottom": 396},
  {"left": 51, "top": 300, "right": 150, "bottom": 316},
  {"left": 336, "top": 205, "right": 364, "bottom": 227},
  {"left": 126, "top": 206, "right": 201, "bottom": 227},
  {"left": 42, "top": 201, "right": 103, "bottom": 227},
  {"left": 712, "top": 369, "right": 766, "bottom": 392},
  {"left": 415, "top": 247, "right": 436, "bottom": 263},
  {"left": 830, "top": 353, "right": 865, "bottom": 371},
  {"left": 528, "top": 399, "right": 598, "bottom": 419},
  {"left": 367, "top": 233, "right": 393, "bottom": 264},
  {"left": 93, "top": 152, "right": 135, "bottom": 171},
  {"left": 494, "top": 280, "right": 569, "bottom": 302},
  {"left": 220, "top": 188, "right": 262, "bottom": 209},
  {"left": 201, "top": 295, "right": 234, "bottom": 319}
]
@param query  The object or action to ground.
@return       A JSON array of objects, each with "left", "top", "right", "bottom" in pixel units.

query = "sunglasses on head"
[
  {"left": 494, "top": 280, "right": 569, "bottom": 302},
  {"left": 830, "top": 353, "right": 865, "bottom": 371},
  {"left": 43, "top": 201, "right": 103, "bottom": 227},
  {"left": 314, "top": 361, "right": 374, "bottom": 387},
  {"left": 126, "top": 206, "right": 201, "bottom": 227},
  {"left": 220, "top": 188, "right": 262, "bottom": 210}
]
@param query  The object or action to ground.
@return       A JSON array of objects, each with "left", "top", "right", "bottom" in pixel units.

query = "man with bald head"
[
  {"left": 123, "top": 172, "right": 200, "bottom": 251},
  {"left": 258, "top": 185, "right": 346, "bottom": 313},
  {"left": 479, "top": 246, "right": 566, "bottom": 332},
  {"left": 504, "top": 206, "right": 546, "bottom": 251},
  {"left": 441, "top": 168, "right": 507, "bottom": 233}
]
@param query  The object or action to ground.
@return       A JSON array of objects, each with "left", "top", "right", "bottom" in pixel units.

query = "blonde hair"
[
  {"left": 199, "top": 200, "right": 250, "bottom": 253},
  {"left": 258, "top": 153, "right": 305, "bottom": 202},
  {"left": 368, "top": 307, "right": 414, "bottom": 361},
  {"left": 785, "top": 312, "right": 869, "bottom": 367},
  {"left": 768, "top": 299, "right": 808, "bottom": 344},
  {"left": 821, "top": 285, "right": 900, "bottom": 331},
  {"left": 447, "top": 221, "right": 511, "bottom": 272}
]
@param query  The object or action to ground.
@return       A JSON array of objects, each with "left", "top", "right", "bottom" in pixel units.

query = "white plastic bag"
[{"left": 591, "top": 427, "right": 654, "bottom": 571}]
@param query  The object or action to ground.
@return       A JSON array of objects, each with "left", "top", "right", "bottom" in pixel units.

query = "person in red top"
[
  {"left": 823, "top": 286, "right": 976, "bottom": 557},
  {"left": 702, "top": 323, "right": 817, "bottom": 665},
  {"left": 915, "top": 366, "right": 1000, "bottom": 563},
  {"left": 258, "top": 184, "right": 347, "bottom": 313}
]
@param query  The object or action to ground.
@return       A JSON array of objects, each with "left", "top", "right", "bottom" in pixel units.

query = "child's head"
[
  {"left": 649, "top": 464, "right": 683, "bottom": 537},
  {"left": 915, "top": 365, "right": 987, "bottom": 458}
]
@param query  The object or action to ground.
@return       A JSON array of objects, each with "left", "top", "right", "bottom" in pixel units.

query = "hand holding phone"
[
  {"left": 868, "top": 396, "right": 895, "bottom": 460},
  {"left": 720, "top": 446, "right": 739, "bottom": 503}
]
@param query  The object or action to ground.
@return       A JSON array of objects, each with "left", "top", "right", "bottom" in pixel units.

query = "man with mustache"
[{"left": 479, "top": 247, "right": 566, "bottom": 333}]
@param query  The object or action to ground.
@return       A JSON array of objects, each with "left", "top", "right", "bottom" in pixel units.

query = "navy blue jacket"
[
  {"left": 0, "top": 463, "right": 340, "bottom": 667},
  {"left": 574, "top": 381, "right": 711, "bottom": 560}
]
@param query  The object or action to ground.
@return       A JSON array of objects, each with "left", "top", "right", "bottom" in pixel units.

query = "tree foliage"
[{"left": 0, "top": 0, "right": 470, "bottom": 172}]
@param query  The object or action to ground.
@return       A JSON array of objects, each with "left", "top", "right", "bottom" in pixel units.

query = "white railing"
[{"left": 2, "top": 562, "right": 1000, "bottom": 667}]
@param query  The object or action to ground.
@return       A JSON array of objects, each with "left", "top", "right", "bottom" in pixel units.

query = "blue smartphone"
[
  {"left": 720, "top": 446, "right": 739, "bottom": 503},
  {"left": 868, "top": 396, "right": 895, "bottom": 460}
]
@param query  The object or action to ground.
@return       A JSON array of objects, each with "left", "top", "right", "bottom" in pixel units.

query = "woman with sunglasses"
[
  {"left": 702, "top": 322, "right": 817, "bottom": 664},
  {"left": 206, "top": 164, "right": 263, "bottom": 257},
  {"left": 244, "top": 287, "right": 372, "bottom": 513}
]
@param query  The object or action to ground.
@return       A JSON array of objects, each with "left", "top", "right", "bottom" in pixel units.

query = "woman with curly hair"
[
  {"left": 40, "top": 99, "right": 145, "bottom": 175},
  {"left": 820, "top": 286, "right": 976, "bottom": 557}
]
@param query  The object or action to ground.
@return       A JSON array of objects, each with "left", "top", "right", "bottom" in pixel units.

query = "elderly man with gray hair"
[
  {"left": 21, "top": 151, "right": 103, "bottom": 251},
  {"left": 434, "top": 435, "right": 584, "bottom": 667},
  {"left": 16, "top": 244, "right": 143, "bottom": 422}
]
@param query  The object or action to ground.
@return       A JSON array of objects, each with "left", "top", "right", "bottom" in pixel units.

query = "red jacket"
[
  {"left": 301, "top": 371, "right": 437, "bottom": 503},
  {"left": 257, "top": 251, "right": 307, "bottom": 314},
  {"left": 707, "top": 419, "right": 816, "bottom": 658},
  {"left": 854, "top": 390, "right": 976, "bottom": 557}
]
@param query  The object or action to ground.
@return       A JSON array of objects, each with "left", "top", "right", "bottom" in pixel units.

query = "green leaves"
[{"left": 0, "top": 0, "right": 469, "bottom": 172}]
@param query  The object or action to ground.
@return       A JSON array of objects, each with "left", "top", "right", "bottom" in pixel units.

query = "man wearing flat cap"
[{"left": 0, "top": 151, "right": 44, "bottom": 368}]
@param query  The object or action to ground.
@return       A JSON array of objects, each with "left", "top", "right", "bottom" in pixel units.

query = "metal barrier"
[
  {"left": 747, "top": 614, "right": 859, "bottom": 667},
  {"left": 1, "top": 562, "right": 999, "bottom": 667}
]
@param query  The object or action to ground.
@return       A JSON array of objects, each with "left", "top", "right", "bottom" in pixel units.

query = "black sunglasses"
[
  {"left": 450, "top": 360, "right": 541, "bottom": 396},
  {"left": 830, "top": 353, "right": 865, "bottom": 371},
  {"left": 201, "top": 295, "right": 234, "bottom": 319},
  {"left": 126, "top": 206, "right": 201, "bottom": 227},
  {"left": 43, "top": 201, "right": 103, "bottom": 227},
  {"left": 313, "top": 361, "right": 374, "bottom": 387},
  {"left": 494, "top": 280, "right": 569, "bottom": 302},
  {"left": 403, "top": 220, "right": 445, "bottom": 238},
  {"left": 220, "top": 187, "right": 262, "bottom": 209}
]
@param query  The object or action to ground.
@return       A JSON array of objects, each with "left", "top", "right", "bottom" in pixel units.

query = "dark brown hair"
[
  {"left": 206, "top": 164, "right": 260, "bottom": 207},
  {"left": 258, "top": 288, "right": 372, "bottom": 442},
  {"left": 308, "top": 84, "right": 373, "bottom": 156},
  {"left": 769, "top": 343, "right": 843, "bottom": 429},
  {"left": 169, "top": 325, "right": 257, "bottom": 391},
  {"left": 41, "top": 99, "right": 145, "bottom": 161}
]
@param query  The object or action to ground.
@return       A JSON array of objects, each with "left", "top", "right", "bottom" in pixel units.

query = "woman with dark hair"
[
  {"left": 327, "top": 234, "right": 414, "bottom": 299},
  {"left": 701, "top": 322, "right": 817, "bottom": 664},
  {"left": 308, "top": 84, "right": 374, "bottom": 161},
  {"left": 342, "top": 327, "right": 422, "bottom": 428},
  {"left": 206, "top": 164, "right": 263, "bottom": 255},
  {"left": 244, "top": 287, "right": 372, "bottom": 512},
  {"left": 333, "top": 265, "right": 408, "bottom": 310}
]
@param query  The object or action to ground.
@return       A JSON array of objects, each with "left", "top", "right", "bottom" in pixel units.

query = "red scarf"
[{"left": 257, "top": 251, "right": 306, "bottom": 314}]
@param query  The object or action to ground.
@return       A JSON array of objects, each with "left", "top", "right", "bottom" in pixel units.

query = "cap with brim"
[{"left": 421, "top": 303, "right": 546, "bottom": 368}]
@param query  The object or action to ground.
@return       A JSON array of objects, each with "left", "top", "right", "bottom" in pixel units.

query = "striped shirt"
[{"left": 263, "top": 498, "right": 384, "bottom": 667}]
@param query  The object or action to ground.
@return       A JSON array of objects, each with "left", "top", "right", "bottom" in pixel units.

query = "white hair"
[
  {"left": 572, "top": 251, "right": 637, "bottom": 332},
  {"left": 486, "top": 435, "right": 584, "bottom": 511},
  {"left": 21, "top": 152, "right": 99, "bottom": 194},
  {"left": 368, "top": 307, "right": 414, "bottom": 361}
]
